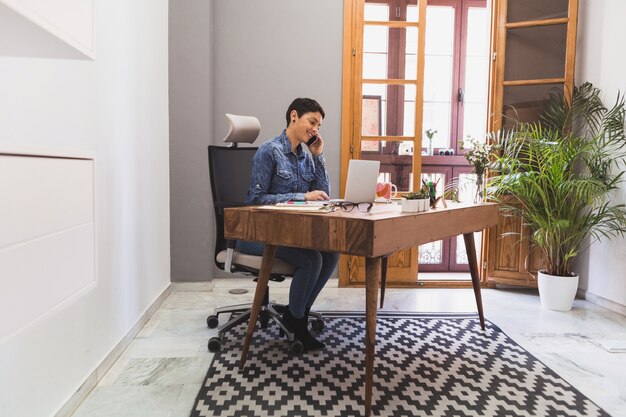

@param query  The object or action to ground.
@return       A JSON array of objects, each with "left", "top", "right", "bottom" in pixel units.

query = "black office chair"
[{"left": 206, "top": 113, "right": 324, "bottom": 354}]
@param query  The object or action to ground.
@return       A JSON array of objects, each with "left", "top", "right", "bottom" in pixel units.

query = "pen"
[{"left": 287, "top": 201, "right": 307, "bottom": 204}]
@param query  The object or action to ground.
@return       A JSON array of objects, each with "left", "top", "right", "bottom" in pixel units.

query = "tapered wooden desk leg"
[
  {"left": 463, "top": 233, "right": 485, "bottom": 330},
  {"left": 380, "top": 256, "right": 388, "bottom": 308},
  {"left": 364, "top": 257, "right": 381, "bottom": 417},
  {"left": 239, "top": 244, "right": 277, "bottom": 369}
]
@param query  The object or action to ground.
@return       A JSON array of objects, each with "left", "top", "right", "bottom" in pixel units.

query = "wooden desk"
[{"left": 224, "top": 202, "right": 499, "bottom": 417}]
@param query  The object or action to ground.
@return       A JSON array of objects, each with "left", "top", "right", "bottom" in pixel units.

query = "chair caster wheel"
[
  {"left": 208, "top": 337, "right": 222, "bottom": 352},
  {"left": 311, "top": 319, "right": 325, "bottom": 332},
  {"left": 207, "top": 315, "right": 219, "bottom": 329},
  {"left": 289, "top": 340, "right": 304, "bottom": 355}
]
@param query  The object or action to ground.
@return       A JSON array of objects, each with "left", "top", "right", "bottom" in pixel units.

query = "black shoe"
[{"left": 282, "top": 308, "right": 325, "bottom": 352}]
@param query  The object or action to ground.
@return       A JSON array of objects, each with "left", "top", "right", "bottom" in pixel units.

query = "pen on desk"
[{"left": 287, "top": 201, "right": 306, "bottom": 204}]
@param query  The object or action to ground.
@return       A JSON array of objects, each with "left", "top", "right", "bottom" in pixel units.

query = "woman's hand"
[
  {"left": 308, "top": 133, "right": 324, "bottom": 156},
  {"left": 305, "top": 190, "right": 329, "bottom": 201}
]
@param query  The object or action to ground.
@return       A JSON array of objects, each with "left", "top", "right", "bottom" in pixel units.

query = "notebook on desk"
[{"left": 331, "top": 159, "right": 380, "bottom": 203}]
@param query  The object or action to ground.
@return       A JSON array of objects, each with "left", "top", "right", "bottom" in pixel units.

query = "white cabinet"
[{"left": 0, "top": 148, "right": 96, "bottom": 343}]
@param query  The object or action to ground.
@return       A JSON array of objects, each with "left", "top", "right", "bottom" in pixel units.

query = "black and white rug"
[{"left": 191, "top": 312, "right": 610, "bottom": 417}]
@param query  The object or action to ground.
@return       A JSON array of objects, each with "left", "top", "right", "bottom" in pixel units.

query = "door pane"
[
  {"left": 361, "top": 141, "right": 414, "bottom": 192},
  {"left": 502, "top": 84, "right": 564, "bottom": 126},
  {"left": 364, "top": 3, "right": 390, "bottom": 21},
  {"left": 506, "top": 0, "right": 568, "bottom": 23},
  {"left": 419, "top": 241, "right": 442, "bottom": 264},
  {"left": 365, "top": 0, "right": 419, "bottom": 22},
  {"left": 362, "top": 84, "right": 388, "bottom": 135},
  {"left": 363, "top": 25, "right": 418, "bottom": 80},
  {"left": 504, "top": 25, "right": 567, "bottom": 81},
  {"left": 363, "top": 25, "right": 389, "bottom": 79},
  {"left": 457, "top": 172, "right": 478, "bottom": 203},
  {"left": 423, "top": 5, "right": 454, "bottom": 152},
  {"left": 423, "top": 5, "right": 454, "bottom": 100},
  {"left": 418, "top": 170, "right": 448, "bottom": 267},
  {"left": 404, "top": 27, "right": 418, "bottom": 80},
  {"left": 456, "top": 235, "right": 468, "bottom": 264},
  {"left": 425, "top": 6, "right": 455, "bottom": 55},
  {"left": 422, "top": 102, "right": 450, "bottom": 151},
  {"left": 462, "top": 7, "right": 490, "bottom": 141},
  {"left": 362, "top": 83, "right": 417, "bottom": 136}
]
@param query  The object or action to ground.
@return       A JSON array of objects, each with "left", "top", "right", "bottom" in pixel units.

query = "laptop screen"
[{"left": 342, "top": 159, "right": 380, "bottom": 203}]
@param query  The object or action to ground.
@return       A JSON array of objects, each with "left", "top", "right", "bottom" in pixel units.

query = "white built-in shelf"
[{"left": 0, "top": 0, "right": 95, "bottom": 59}]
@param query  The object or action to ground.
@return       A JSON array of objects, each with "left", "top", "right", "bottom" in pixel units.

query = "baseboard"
[
  {"left": 54, "top": 283, "right": 173, "bottom": 417},
  {"left": 578, "top": 288, "right": 626, "bottom": 316}
]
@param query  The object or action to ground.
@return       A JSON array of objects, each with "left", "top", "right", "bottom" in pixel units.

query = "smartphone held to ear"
[{"left": 306, "top": 135, "right": 319, "bottom": 147}]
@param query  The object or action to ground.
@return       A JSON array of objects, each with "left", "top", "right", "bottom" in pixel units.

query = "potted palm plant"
[{"left": 488, "top": 83, "right": 626, "bottom": 311}]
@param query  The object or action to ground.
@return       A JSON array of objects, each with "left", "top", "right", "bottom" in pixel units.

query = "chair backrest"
[
  {"left": 208, "top": 114, "right": 296, "bottom": 279},
  {"left": 208, "top": 145, "right": 257, "bottom": 262},
  {"left": 209, "top": 113, "right": 261, "bottom": 264}
]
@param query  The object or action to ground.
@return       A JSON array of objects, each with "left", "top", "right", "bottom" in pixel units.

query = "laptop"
[{"left": 332, "top": 159, "right": 380, "bottom": 203}]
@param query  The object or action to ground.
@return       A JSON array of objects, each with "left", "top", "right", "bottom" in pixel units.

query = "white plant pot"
[
  {"left": 537, "top": 270, "right": 579, "bottom": 311},
  {"left": 401, "top": 198, "right": 430, "bottom": 213}
]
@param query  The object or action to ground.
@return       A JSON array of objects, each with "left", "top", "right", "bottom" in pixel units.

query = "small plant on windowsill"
[{"left": 425, "top": 129, "right": 438, "bottom": 156}]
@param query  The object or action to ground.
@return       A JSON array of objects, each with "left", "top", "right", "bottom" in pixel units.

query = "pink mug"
[{"left": 376, "top": 182, "right": 397, "bottom": 200}]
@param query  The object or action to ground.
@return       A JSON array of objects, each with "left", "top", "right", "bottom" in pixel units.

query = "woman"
[{"left": 237, "top": 98, "right": 339, "bottom": 352}]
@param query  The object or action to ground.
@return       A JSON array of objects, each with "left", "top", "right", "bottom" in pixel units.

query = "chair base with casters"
[{"left": 206, "top": 283, "right": 325, "bottom": 354}]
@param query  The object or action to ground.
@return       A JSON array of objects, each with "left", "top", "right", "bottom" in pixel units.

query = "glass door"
[{"left": 340, "top": 0, "right": 492, "bottom": 287}]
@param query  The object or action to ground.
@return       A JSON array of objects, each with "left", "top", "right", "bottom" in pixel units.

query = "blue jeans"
[{"left": 236, "top": 241, "right": 340, "bottom": 319}]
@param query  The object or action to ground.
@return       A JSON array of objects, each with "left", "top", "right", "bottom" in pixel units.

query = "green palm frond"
[{"left": 489, "top": 83, "right": 626, "bottom": 276}]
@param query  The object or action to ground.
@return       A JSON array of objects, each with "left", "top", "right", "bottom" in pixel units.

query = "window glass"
[
  {"left": 402, "top": 84, "right": 416, "bottom": 136},
  {"left": 361, "top": 141, "right": 414, "bottom": 192},
  {"left": 462, "top": 7, "right": 490, "bottom": 142},
  {"left": 422, "top": 102, "right": 451, "bottom": 151},
  {"left": 419, "top": 241, "right": 442, "bottom": 264},
  {"left": 506, "top": 0, "right": 568, "bottom": 23},
  {"left": 365, "top": 0, "right": 419, "bottom": 22},
  {"left": 364, "top": 3, "right": 390, "bottom": 21},
  {"left": 404, "top": 27, "right": 418, "bottom": 79},
  {"left": 406, "top": 4, "right": 419, "bottom": 22},
  {"left": 502, "top": 84, "right": 564, "bottom": 127},
  {"left": 363, "top": 26, "right": 417, "bottom": 80},
  {"left": 505, "top": 24, "right": 567, "bottom": 81},
  {"left": 425, "top": 6, "right": 455, "bottom": 55},
  {"left": 362, "top": 83, "right": 416, "bottom": 137},
  {"left": 422, "top": 5, "right": 454, "bottom": 151}
]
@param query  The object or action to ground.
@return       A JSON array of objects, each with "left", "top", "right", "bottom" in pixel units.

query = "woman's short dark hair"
[{"left": 285, "top": 98, "right": 325, "bottom": 127}]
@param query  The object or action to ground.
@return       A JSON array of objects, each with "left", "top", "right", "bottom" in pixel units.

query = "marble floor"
[{"left": 70, "top": 279, "right": 626, "bottom": 417}]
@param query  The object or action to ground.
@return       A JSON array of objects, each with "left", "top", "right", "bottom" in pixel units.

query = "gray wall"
[
  {"left": 169, "top": 0, "right": 344, "bottom": 281},
  {"left": 169, "top": 0, "right": 214, "bottom": 281}
]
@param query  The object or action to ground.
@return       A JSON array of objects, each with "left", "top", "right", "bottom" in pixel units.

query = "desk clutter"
[{"left": 190, "top": 312, "right": 608, "bottom": 417}]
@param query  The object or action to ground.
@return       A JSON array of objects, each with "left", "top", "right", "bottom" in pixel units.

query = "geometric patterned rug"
[{"left": 191, "top": 312, "right": 611, "bottom": 417}]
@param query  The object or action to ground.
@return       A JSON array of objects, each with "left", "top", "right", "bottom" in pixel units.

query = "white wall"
[
  {"left": 575, "top": 0, "right": 626, "bottom": 307},
  {"left": 0, "top": 1, "right": 171, "bottom": 416}
]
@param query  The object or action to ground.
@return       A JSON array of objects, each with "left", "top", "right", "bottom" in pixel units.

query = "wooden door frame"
[{"left": 483, "top": 0, "right": 579, "bottom": 287}]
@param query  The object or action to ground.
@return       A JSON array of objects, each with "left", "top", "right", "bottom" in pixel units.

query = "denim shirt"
[{"left": 246, "top": 130, "right": 330, "bottom": 205}]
